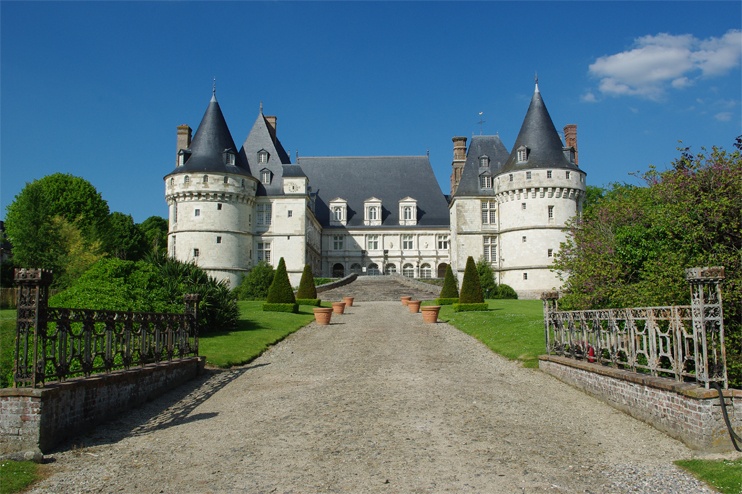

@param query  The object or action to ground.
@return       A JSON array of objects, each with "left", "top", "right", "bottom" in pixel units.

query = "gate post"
[
  {"left": 183, "top": 294, "right": 202, "bottom": 356},
  {"left": 685, "top": 267, "right": 726, "bottom": 389},
  {"left": 541, "top": 291, "right": 559, "bottom": 355},
  {"left": 14, "top": 268, "right": 53, "bottom": 388}
]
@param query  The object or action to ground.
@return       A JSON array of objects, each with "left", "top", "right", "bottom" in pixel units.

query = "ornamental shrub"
[
  {"left": 296, "top": 264, "right": 317, "bottom": 299},
  {"left": 459, "top": 256, "right": 484, "bottom": 304},
  {"left": 266, "top": 258, "right": 296, "bottom": 304},
  {"left": 434, "top": 298, "right": 459, "bottom": 306},
  {"left": 233, "top": 261, "right": 274, "bottom": 300},
  {"left": 475, "top": 257, "right": 496, "bottom": 297},
  {"left": 493, "top": 284, "right": 518, "bottom": 299},
  {"left": 440, "top": 265, "right": 459, "bottom": 299},
  {"left": 453, "top": 303, "right": 489, "bottom": 312}
]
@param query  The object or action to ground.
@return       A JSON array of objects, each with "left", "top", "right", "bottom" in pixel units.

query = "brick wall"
[
  {"left": 539, "top": 355, "right": 741, "bottom": 452},
  {"left": 0, "top": 357, "right": 205, "bottom": 456}
]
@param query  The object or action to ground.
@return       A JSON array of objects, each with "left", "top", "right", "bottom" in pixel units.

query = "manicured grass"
[
  {"left": 423, "top": 299, "right": 545, "bottom": 368},
  {"left": 0, "top": 460, "right": 41, "bottom": 494},
  {"left": 0, "top": 309, "right": 16, "bottom": 388},
  {"left": 675, "top": 458, "right": 742, "bottom": 493},
  {"left": 198, "top": 300, "right": 328, "bottom": 368}
]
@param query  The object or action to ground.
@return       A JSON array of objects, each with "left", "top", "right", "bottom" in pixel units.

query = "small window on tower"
[
  {"left": 194, "top": 209, "right": 200, "bottom": 217},
  {"left": 216, "top": 236, "right": 222, "bottom": 244},
  {"left": 522, "top": 236, "right": 527, "bottom": 243},
  {"left": 224, "top": 176, "right": 229, "bottom": 184},
  {"left": 203, "top": 175, "right": 209, "bottom": 183},
  {"left": 509, "top": 174, "right": 513, "bottom": 182},
  {"left": 522, "top": 203, "right": 526, "bottom": 210},
  {"left": 523, "top": 272, "right": 528, "bottom": 280},
  {"left": 566, "top": 171, "right": 571, "bottom": 179},
  {"left": 217, "top": 203, "right": 222, "bottom": 210},
  {"left": 193, "top": 248, "right": 200, "bottom": 257},
  {"left": 526, "top": 171, "right": 532, "bottom": 180},
  {"left": 184, "top": 176, "right": 190, "bottom": 184},
  {"left": 288, "top": 210, "right": 293, "bottom": 218},
  {"left": 548, "top": 249, "right": 553, "bottom": 257},
  {"left": 547, "top": 170, "right": 552, "bottom": 179},
  {"left": 548, "top": 205, "right": 554, "bottom": 219}
]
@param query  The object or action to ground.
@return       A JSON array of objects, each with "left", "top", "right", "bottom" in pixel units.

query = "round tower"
[
  {"left": 494, "top": 80, "right": 586, "bottom": 298},
  {"left": 164, "top": 92, "right": 259, "bottom": 288}
]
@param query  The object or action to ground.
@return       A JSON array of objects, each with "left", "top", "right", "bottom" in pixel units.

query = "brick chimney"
[
  {"left": 177, "top": 125, "right": 192, "bottom": 165},
  {"left": 265, "top": 116, "right": 277, "bottom": 144},
  {"left": 450, "top": 136, "right": 468, "bottom": 195},
  {"left": 563, "top": 124, "right": 577, "bottom": 166}
]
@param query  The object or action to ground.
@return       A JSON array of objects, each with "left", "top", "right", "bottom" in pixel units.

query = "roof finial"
[
  {"left": 535, "top": 72, "right": 540, "bottom": 93},
  {"left": 478, "top": 111, "right": 485, "bottom": 135},
  {"left": 213, "top": 78, "right": 216, "bottom": 95},
  {"left": 260, "top": 101, "right": 263, "bottom": 114}
]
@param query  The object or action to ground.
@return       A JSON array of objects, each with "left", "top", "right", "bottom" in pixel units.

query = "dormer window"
[
  {"left": 260, "top": 169, "right": 271, "bottom": 184},
  {"left": 224, "top": 149, "right": 236, "bottom": 166},
  {"left": 258, "top": 150, "right": 269, "bottom": 164},
  {"left": 480, "top": 173, "right": 492, "bottom": 189},
  {"left": 563, "top": 147, "right": 576, "bottom": 164},
  {"left": 364, "top": 197, "right": 383, "bottom": 226},
  {"left": 368, "top": 207, "right": 378, "bottom": 220},
  {"left": 479, "top": 156, "right": 489, "bottom": 167},
  {"left": 398, "top": 197, "right": 417, "bottom": 225},
  {"left": 517, "top": 146, "right": 529, "bottom": 163},
  {"left": 177, "top": 149, "right": 191, "bottom": 167},
  {"left": 329, "top": 198, "right": 348, "bottom": 226}
]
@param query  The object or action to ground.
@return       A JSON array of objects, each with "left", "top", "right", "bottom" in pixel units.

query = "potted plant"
[
  {"left": 313, "top": 307, "right": 333, "bottom": 325},
  {"left": 401, "top": 296, "right": 412, "bottom": 306},
  {"left": 331, "top": 302, "right": 346, "bottom": 314},
  {"left": 408, "top": 300, "right": 421, "bottom": 313},
  {"left": 421, "top": 305, "right": 441, "bottom": 323},
  {"left": 343, "top": 296, "right": 354, "bottom": 307}
]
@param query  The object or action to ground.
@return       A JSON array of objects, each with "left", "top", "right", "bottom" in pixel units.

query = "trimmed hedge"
[
  {"left": 459, "top": 256, "right": 484, "bottom": 303},
  {"left": 493, "top": 284, "right": 518, "bottom": 299},
  {"left": 296, "top": 298, "right": 321, "bottom": 306},
  {"left": 296, "top": 264, "right": 317, "bottom": 299},
  {"left": 262, "top": 303, "right": 299, "bottom": 313},
  {"left": 440, "top": 265, "right": 459, "bottom": 299},
  {"left": 266, "top": 258, "right": 296, "bottom": 304},
  {"left": 453, "top": 303, "right": 489, "bottom": 312},
  {"left": 434, "top": 298, "right": 459, "bottom": 305}
]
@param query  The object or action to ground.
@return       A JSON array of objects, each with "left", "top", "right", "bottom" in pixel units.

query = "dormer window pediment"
[
  {"left": 398, "top": 196, "right": 418, "bottom": 225},
  {"left": 517, "top": 145, "right": 529, "bottom": 163},
  {"left": 364, "top": 197, "right": 382, "bottom": 226},
  {"left": 329, "top": 197, "right": 348, "bottom": 226}
]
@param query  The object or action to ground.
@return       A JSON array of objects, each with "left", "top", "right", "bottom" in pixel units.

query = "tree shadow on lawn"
[{"left": 48, "top": 364, "right": 265, "bottom": 453}]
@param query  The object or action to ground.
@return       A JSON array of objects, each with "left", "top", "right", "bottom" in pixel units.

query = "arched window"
[
  {"left": 385, "top": 264, "right": 397, "bottom": 275},
  {"left": 184, "top": 176, "right": 190, "bottom": 184},
  {"left": 203, "top": 175, "right": 209, "bottom": 183},
  {"left": 350, "top": 263, "right": 362, "bottom": 275},
  {"left": 420, "top": 264, "right": 432, "bottom": 279},
  {"left": 333, "top": 207, "right": 343, "bottom": 221},
  {"left": 367, "top": 263, "right": 380, "bottom": 276},
  {"left": 332, "top": 263, "right": 345, "bottom": 278},
  {"left": 403, "top": 264, "right": 414, "bottom": 278},
  {"left": 437, "top": 263, "right": 448, "bottom": 278},
  {"left": 224, "top": 176, "right": 229, "bottom": 184}
]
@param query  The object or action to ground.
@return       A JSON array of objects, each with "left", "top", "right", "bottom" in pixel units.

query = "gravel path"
[{"left": 31, "top": 300, "right": 722, "bottom": 493}]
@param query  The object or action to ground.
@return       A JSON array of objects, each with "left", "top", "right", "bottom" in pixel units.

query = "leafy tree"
[
  {"left": 52, "top": 216, "right": 105, "bottom": 289},
  {"left": 266, "top": 258, "right": 296, "bottom": 304},
  {"left": 459, "top": 256, "right": 484, "bottom": 304},
  {"left": 139, "top": 216, "right": 169, "bottom": 255},
  {"left": 554, "top": 137, "right": 741, "bottom": 387},
  {"left": 296, "top": 264, "right": 317, "bottom": 299},
  {"left": 476, "top": 257, "right": 496, "bottom": 297},
  {"left": 104, "top": 212, "right": 146, "bottom": 261},
  {"left": 440, "top": 265, "right": 459, "bottom": 299},
  {"left": 233, "top": 261, "right": 275, "bottom": 300}
]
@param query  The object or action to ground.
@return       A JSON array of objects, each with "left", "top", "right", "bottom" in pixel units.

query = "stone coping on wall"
[
  {"left": 538, "top": 355, "right": 741, "bottom": 400},
  {"left": 314, "top": 273, "right": 358, "bottom": 295}
]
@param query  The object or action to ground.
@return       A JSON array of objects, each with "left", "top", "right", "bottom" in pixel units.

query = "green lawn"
[
  {"left": 198, "top": 301, "right": 329, "bottom": 368},
  {"left": 0, "top": 460, "right": 42, "bottom": 494},
  {"left": 0, "top": 309, "right": 16, "bottom": 388},
  {"left": 675, "top": 458, "right": 742, "bottom": 494},
  {"left": 423, "top": 299, "right": 545, "bottom": 368}
]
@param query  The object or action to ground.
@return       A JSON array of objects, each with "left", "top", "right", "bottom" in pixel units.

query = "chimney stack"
[
  {"left": 450, "top": 136, "right": 468, "bottom": 195},
  {"left": 265, "top": 116, "right": 277, "bottom": 144},
  {"left": 177, "top": 125, "right": 192, "bottom": 165},
  {"left": 563, "top": 124, "right": 577, "bottom": 166}
]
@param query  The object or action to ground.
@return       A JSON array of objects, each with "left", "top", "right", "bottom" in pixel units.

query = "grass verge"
[
  {"left": 0, "top": 460, "right": 42, "bottom": 494},
  {"left": 423, "top": 299, "right": 545, "bottom": 368},
  {"left": 198, "top": 300, "right": 327, "bottom": 368},
  {"left": 1, "top": 309, "right": 16, "bottom": 388},
  {"left": 674, "top": 458, "right": 742, "bottom": 493}
]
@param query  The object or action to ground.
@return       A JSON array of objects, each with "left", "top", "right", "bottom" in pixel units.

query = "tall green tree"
[
  {"left": 266, "top": 258, "right": 296, "bottom": 304},
  {"left": 476, "top": 257, "right": 496, "bottom": 297},
  {"left": 139, "top": 216, "right": 169, "bottom": 255},
  {"left": 104, "top": 212, "right": 146, "bottom": 261},
  {"left": 459, "top": 256, "right": 484, "bottom": 304}
]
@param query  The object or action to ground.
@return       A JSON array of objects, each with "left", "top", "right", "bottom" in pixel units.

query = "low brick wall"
[
  {"left": 539, "top": 355, "right": 742, "bottom": 452},
  {"left": 0, "top": 356, "right": 205, "bottom": 456}
]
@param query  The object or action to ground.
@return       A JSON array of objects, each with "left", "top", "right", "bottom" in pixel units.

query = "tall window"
[
  {"left": 522, "top": 203, "right": 527, "bottom": 210},
  {"left": 368, "top": 207, "right": 378, "bottom": 220},
  {"left": 403, "top": 264, "right": 414, "bottom": 278},
  {"left": 481, "top": 201, "right": 496, "bottom": 225},
  {"left": 258, "top": 151, "right": 268, "bottom": 163},
  {"left": 194, "top": 209, "right": 200, "bottom": 217},
  {"left": 479, "top": 156, "right": 489, "bottom": 167},
  {"left": 171, "top": 235, "right": 176, "bottom": 257},
  {"left": 203, "top": 175, "right": 209, "bottom": 183},
  {"left": 566, "top": 171, "right": 571, "bottom": 179},
  {"left": 217, "top": 203, "right": 222, "bottom": 210},
  {"left": 367, "top": 235, "right": 379, "bottom": 250},
  {"left": 216, "top": 236, "right": 222, "bottom": 244},
  {"left": 173, "top": 203, "right": 177, "bottom": 223},
  {"left": 517, "top": 147, "right": 528, "bottom": 162},
  {"left": 509, "top": 174, "right": 513, "bottom": 182},
  {"left": 261, "top": 170, "right": 271, "bottom": 184},
  {"left": 257, "top": 242, "right": 271, "bottom": 262},
  {"left": 257, "top": 204, "right": 272, "bottom": 226},
  {"left": 333, "top": 235, "right": 344, "bottom": 250},
  {"left": 480, "top": 175, "right": 492, "bottom": 188},
  {"left": 526, "top": 171, "right": 532, "bottom": 180},
  {"left": 548, "top": 205, "right": 554, "bottom": 219},
  {"left": 420, "top": 264, "right": 432, "bottom": 279},
  {"left": 404, "top": 207, "right": 412, "bottom": 220},
  {"left": 385, "top": 264, "right": 396, "bottom": 275},
  {"left": 184, "top": 176, "right": 190, "bottom": 184},
  {"left": 193, "top": 248, "right": 199, "bottom": 257},
  {"left": 402, "top": 235, "right": 413, "bottom": 250},
  {"left": 547, "top": 170, "right": 552, "bottom": 179},
  {"left": 522, "top": 236, "right": 527, "bottom": 243},
  {"left": 224, "top": 176, "right": 229, "bottom": 184},
  {"left": 333, "top": 207, "right": 343, "bottom": 221},
  {"left": 483, "top": 236, "right": 497, "bottom": 263},
  {"left": 548, "top": 249, "right": 554, "bottom": 258},
  {"left": 438, "top": 235, "right": 449, "bottom": 250},
  {"left": 523, "top": 272, "right": 528, "bottom": 280}
]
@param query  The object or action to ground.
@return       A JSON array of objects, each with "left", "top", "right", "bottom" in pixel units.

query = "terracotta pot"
[
  {"left": 331, "top": 302, "right": 346, "bottom": 315},
  {"left": 401, "top": 296, "right": 412, "bottom": 306},
  {"left": 313, "top": 308, "right": 333, "bottom": 325},
  {"left": 343, "top": 296, "right": 354, "bottom": 307},
  {"left": 421, "top": 306, "right": 441, "bottom": 323},
  {"left": 408, "top": 300, "right": 421, "bottom": 313}
]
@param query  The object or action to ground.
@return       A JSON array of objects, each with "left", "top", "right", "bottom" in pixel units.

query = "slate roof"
[
  {"left": 501, "top": 83, "right": 580, "bottom": 174},
  {"left": 165, "top": 94, "right": 252, "bottom": 178},
  {"left": 453, "top": 135, "right": 510, "bottom": 197},
  {"left": 240, "top": 112, "right": 292, "bottom": 196},
  {"left": 298, "top": 156, "right": 450, "bottom": 229}
]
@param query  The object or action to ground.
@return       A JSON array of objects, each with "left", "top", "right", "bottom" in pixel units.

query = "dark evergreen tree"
[
  {"left": 266, "top": 258, "right": 296, "bottom": 304},
  {"left": 459, "top": 256, "right": 484, "bottom": 303},
  {"left": 440, "top": 265, "right": 459, "bottom": 299},
  {"left": 296, "top": 264, "right": 317, "bottom": 299}
]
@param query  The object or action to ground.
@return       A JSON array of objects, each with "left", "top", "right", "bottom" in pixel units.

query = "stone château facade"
[{"left": 164, "top": 81, "right": 586, "bottom": 298}]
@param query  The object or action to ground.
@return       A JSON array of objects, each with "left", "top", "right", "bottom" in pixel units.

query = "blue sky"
[{"left": 2, "top": 1, "right": 740, "bottom": 223}]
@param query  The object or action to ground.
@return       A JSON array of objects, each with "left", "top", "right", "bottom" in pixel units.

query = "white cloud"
[
  {"left": 629, "top": 107, "right": 639, "bottom": 113},
  {"left": 589, "top": 30, "right": 741, "bottom": 100},
  {"left": 714, "top": 112, "right": 732, "bottom": 121},
  {"left": 580, "top": 92, "right": 598, "bottom": 103}
]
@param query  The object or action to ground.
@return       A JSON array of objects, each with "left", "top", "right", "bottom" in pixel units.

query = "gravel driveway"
[{"left": 30, "top": 300, "right": 719, "bottom": 493}]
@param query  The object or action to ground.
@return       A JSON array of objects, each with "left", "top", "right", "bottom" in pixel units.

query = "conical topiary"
[
  {"left": 266, "top": 258, "right": 296, "bottom": 303},
  {"left": 296, "top": 264, "right": 317, "bottom": 299},
  {"left": 459, "top": 256, "right": 484, "bottom": 303},
  {"left": 440, "top": 264, "right": 459, "bottom": 299}
]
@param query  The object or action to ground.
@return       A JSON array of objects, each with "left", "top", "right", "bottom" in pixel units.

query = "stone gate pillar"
[
  {"left": 685, "top": 267, "right": 726, "bottom": 389},
  {"left": 14, "top": 269, "right": 53, "bottom": 388},
  {"left": 541, "top": 291, "right": 559, "bottom": 355}
]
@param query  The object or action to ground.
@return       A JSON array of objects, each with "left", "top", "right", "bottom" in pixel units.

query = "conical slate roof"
[
  {"left": 240, "top": 110, "right": 292, "bottom": 196},
  {"left": 453, "top": 135, "right": 510, "bottom": 197},
  {"left": 166, "top": 94, "right": 251, "bottom": 177},
  {"left": 501, "top": 82, "right": 578, "bottom": 174}
]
